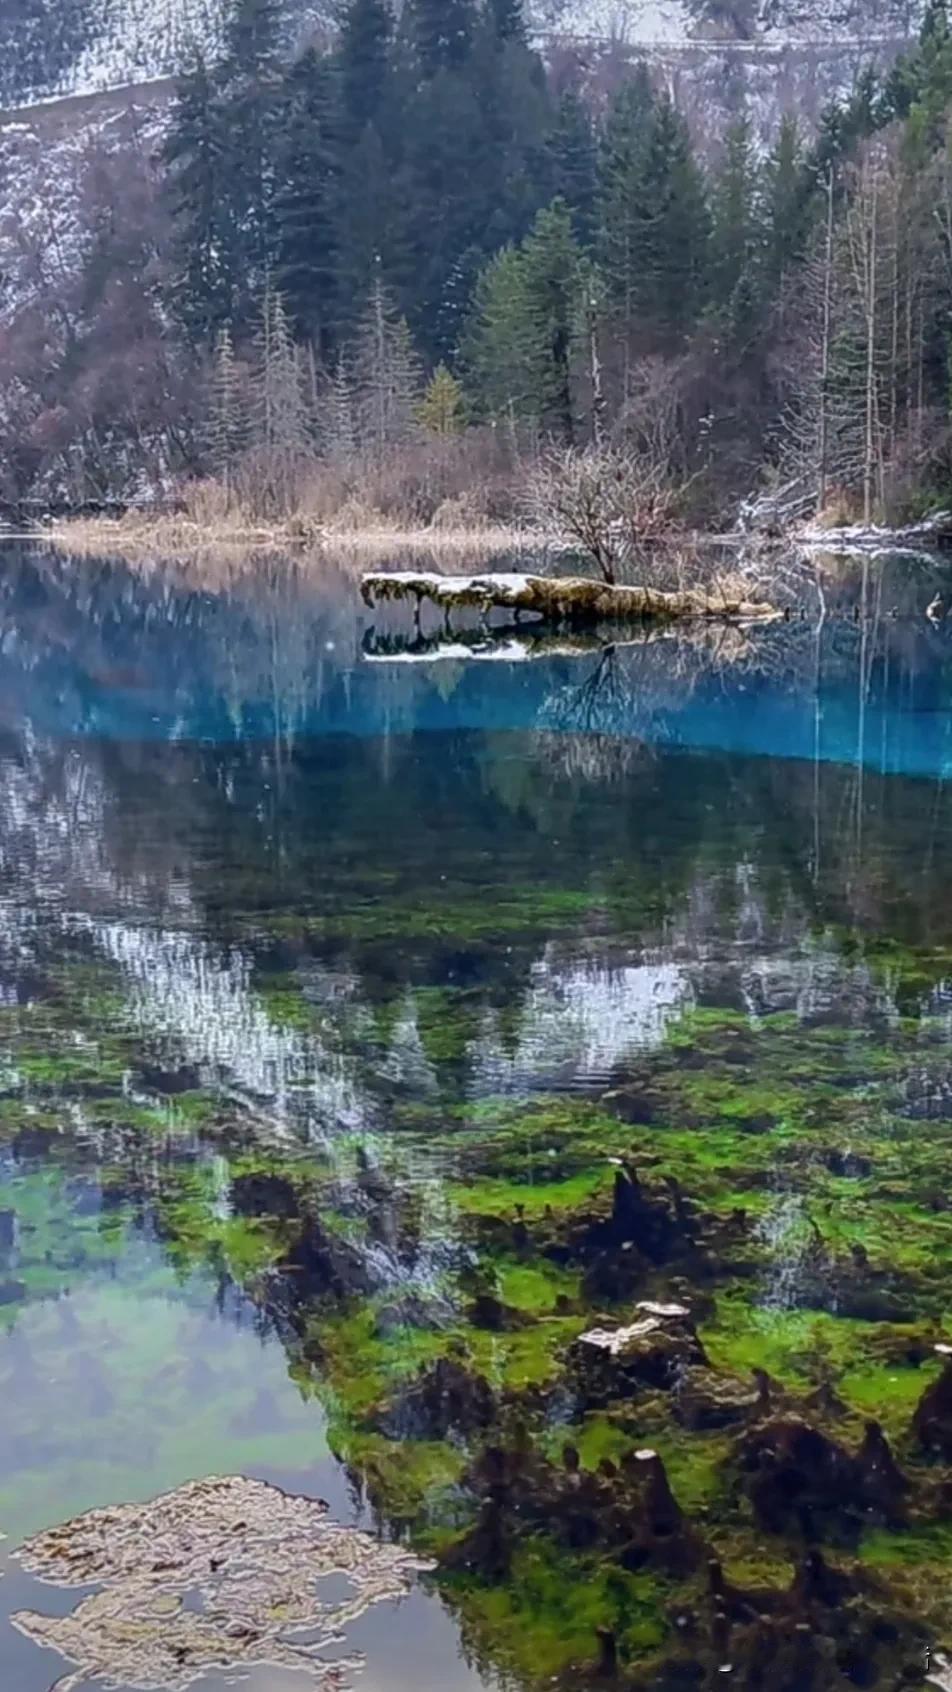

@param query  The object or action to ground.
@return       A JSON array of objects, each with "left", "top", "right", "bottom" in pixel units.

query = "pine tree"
[
  {"left": 164, "top": 50, "right": 233, "bottom": 345},
  {"left": 339, "top": 0, "right": 392, "bottom": 137},
  {"left": 419, "top": 363, "right": 466, "bottom": 433},
  {"left": 547, "top": 89, "right": 597, "bottom": 245},
  {"left": 273, "top": 50, "right": 340, "bottom": 351}
]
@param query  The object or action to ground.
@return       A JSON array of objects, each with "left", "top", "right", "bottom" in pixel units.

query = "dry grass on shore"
[{"left": 46, "top": 510, "right": 540, "bottom": 566}]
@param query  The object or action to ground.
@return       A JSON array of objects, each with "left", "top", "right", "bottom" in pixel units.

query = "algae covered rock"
[
  {"left": 738, "top": 1413, "right": 909, "bottom": 1538},
  {"left": 12, "top": 1474, "right": 433, "bottom": 1691},
  {"left": 571, "top": 1301, "right": 706, "bottom": 1402},
  {"left": 378, "top": 1351, "right": 496, "bottom": 1440},
  {"left": 675, "top": 1363, "right": 769, "bottom": 1429},
  {"left": 912, "top": 1346, "right": 952, "bottom": 1457}
]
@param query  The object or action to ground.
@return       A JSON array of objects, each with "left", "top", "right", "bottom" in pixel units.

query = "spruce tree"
[
  {"left": 419, "top": 363, "right": 466, "bottom": 433},
  {"left": 710, "top": 115, "right": 761, "bottom": 323},
  {"left": 464, "top": 200, "right": 583, "bottom": 438},
  {"left": 273, "top": 50, "right": 340, "bottom": 352},
  {"left": 402, "top": 64, "right": 489, "bottom": 359},
  {"left": 164, "top": 49, "right": 233, "bottom": 345},
  {"left": 462, "top": 245, "right": 530, "bottom": 419},
  {"left": 217, "top": 0, "right": 286, "bottom": 328},
  {"left": 335, "top": 125, "right": 410, "bottom": 336},
  {"left": 764, "top": 113, "right": 806, "bottom": 283},
  {"left": 638, "top": 96, "right": 710, "bottom": 334},
  {"left": 547, "top": 89, "right": 597, "bottom": 245},
  {"left": 256, "top": 288, "right": 309, "bottom": 453},
  {"left": 596, "top": 67, "right": 657, "bottom": 331},
  {"left": 339, "top": 0, "right": 392, "bottom": 137},
  {"left": 518, "top": 199, "right": 582, "bottom": 439}
]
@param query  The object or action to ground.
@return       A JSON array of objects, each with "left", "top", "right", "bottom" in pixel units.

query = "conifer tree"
[
  {"left": 419, "top": 363, "right": 466, "bottom": 433},
  {"left": 335, "top": 125, "right": 410, "bottom": 336},
  {"left": 638, "top": 96, "right": 710, "bottom": 333},
  {"left": 710, "top": 115, "right": 761, "bottom": 322},
  {"left": 764, "top": 113, "right": 806, "bottom": 283},
  {"left": 217, "top": 0, "right": 286, "bottom": 328},
  {"left": 324, "top": 356, "right": 357, "bottom": 459},
  {"left": 407, "top": 0, "right": 476, "bottom": 76},
  {"left": 547, "top": 89, "right": 597, "bottom": 244},
  {"left": 339, "top": 0, "right": 393, "bottom": 137},
  {"left": 208, "top": 327, "right": 248, "bottom": 477},
  {"left": 256, "top": 288, "right": 309, "bottom": 453},
  {"left": 463, "top": 245, "right": 531, "bottom": 419},
  {"left": 351, "top": 275, "right": 423, "bottom": 451},
  {"left": 596, "top": 66, "right": 657, "bottom": 383},
  {"left": 464, "top": 199, "right": 583, "bottom": 438},
  {"left": 164, "top": 50, "right": 233, "bottom": 345},
  {"left": 273, "top": 50, "right": 340, "bottom": 351},
  {"left": 519, "top": 199, "right": 583, "bottom": 439}
]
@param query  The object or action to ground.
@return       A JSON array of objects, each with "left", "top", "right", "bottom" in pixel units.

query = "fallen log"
[{"left": 360, "top": 571, "right": 778, "bottom": 623}]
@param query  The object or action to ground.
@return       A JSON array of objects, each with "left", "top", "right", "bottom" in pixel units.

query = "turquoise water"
[{"left": 1, "top": 544, "right": 952, "bottom": 1691}]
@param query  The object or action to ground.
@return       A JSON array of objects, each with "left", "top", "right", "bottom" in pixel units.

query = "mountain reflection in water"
[{"left": 1, "top": 544, "right": 952, "bottom": 1692}]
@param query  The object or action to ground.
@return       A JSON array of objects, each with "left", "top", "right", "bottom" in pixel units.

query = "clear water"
[{"left": 2, "top": 542, "right": 952, "bottom": 1692}]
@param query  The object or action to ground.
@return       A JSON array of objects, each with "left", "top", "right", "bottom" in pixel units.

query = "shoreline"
[{"left": 39, "top": 513, "right": 544, "bottom": 562}]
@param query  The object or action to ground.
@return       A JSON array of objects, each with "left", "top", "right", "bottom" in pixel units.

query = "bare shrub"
[
  {"left": 525, "top": 443, "right": 680, "bottom": 583},
  {"left": 181, "top": 478, "right": 233, "bottom": 526},
  {"left": 431, "top": 491, "right": 484, "bottom": 529}
]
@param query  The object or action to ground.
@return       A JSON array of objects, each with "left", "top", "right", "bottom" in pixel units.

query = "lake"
[{"left": 1, "top": 540, "right": 952, "bottom": 1692}]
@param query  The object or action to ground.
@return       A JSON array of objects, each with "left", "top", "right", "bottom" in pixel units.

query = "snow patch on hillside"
[
  {"left": 62, "top": 0, "right": 226, "bottom": 100},
  {"left": 545, "top": 0, "right": 920, "bottom": 44}
]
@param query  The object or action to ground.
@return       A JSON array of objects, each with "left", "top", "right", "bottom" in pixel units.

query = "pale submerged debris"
[{"left": 11, "top": 1474, "right": 434, "bottom": 1692}]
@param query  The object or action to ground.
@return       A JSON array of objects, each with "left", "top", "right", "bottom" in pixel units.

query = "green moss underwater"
[{"left": 11, "top": 914, "right": 952, "bottom": 1687}]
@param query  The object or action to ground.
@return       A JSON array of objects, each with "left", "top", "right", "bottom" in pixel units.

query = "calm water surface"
[{"left": 2, "top": 543, "right": 952, "bottom": 1691}]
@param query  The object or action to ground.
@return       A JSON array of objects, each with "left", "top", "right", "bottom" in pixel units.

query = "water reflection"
[{"left": 1, "top": 544, "right": 952, "bottom": 1690}]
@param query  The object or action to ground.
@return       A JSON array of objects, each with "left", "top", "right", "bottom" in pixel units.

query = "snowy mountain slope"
[
  {"left": 2, "top": 0, "right": 925, "bottom": 109},
  {"left": 545, "top": 0, "right": 920, "bottom": 44},
  {"left": 1, "top": 0, "right": 331, "bottom": 108}
]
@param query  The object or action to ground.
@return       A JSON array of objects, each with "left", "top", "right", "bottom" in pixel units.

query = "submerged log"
[{"left": 361, "top": 570, "right": 778, "bottom": 624}]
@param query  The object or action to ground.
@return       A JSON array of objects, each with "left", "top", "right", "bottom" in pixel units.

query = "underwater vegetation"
[
  {"left": 6, "top": 938, "right": 952, "bottom": 1690},
  {"left": 8, "top": 566, "right": 952, "bottom": 1692}
]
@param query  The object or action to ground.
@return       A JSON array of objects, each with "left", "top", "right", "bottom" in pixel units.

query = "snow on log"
[{"left": 360, "top": 571, "right": 778, "bottom": 623}]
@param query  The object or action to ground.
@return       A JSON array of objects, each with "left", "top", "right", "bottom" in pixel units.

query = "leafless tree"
[{"left": 525, "top": 442, "right": 681, "bottom": 583}]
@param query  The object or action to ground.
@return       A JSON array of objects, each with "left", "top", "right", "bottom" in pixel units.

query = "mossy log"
[{"left": 360, "top": 571, "right": 778, "bottom": 624}]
